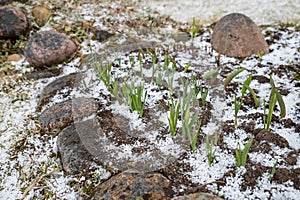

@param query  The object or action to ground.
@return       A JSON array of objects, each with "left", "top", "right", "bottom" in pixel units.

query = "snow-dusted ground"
[
  {"left": 143, "top": 0, "right": 300, "bottom": 25},
  {"left": 0, "top": 1, "right": 300, "bottom": 199}
]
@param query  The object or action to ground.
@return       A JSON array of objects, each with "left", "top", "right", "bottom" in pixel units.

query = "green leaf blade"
[{"left": 224, "top": 68, "right": 245, "bottom": 89}]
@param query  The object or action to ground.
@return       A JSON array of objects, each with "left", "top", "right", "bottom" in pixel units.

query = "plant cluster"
[
  {"left": 206, "top": 131, "right": 218, "bottom": 166},
  {"left": 168, "top": 97, "right": 180, "bottom": 136},
  {"left": 224, "top": 68, "right": 260, "bottom": 125},
  {"left": 189, "top": 17, "right": 201, "bottom": 40},
  {"left": 224, "top": 68, "right": 286, "bottom": 130},
  {"left": 92, "top": 55, "right": 148, "bottom": 117},
  {"left": 264, "top": 76, "right": 286, "bottom": 131},
  {"left": 235, "top": 137, "right": 253, "bottom": 168}
]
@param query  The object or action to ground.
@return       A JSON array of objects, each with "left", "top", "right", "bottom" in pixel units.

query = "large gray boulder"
[
  {"left": 211, "top": 13, "right": 269, "bottom": 58},
  {"left": 24, "top": 30, "right": 77, "bottom": 67}
]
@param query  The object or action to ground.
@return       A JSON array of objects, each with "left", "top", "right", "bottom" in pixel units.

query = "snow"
[
  {"left": 143, "top": 0, "right": 300, "bottom": 25},
  {"left": 186, "top": 146, "right": 235, "bottom": 184},
  {"left": 1, "top": 0, "right": 300, "bottom": 199}
]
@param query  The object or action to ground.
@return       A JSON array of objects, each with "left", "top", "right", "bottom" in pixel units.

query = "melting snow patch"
[{"left": 186, "top": 145, "right": 235, "bottom": 184}]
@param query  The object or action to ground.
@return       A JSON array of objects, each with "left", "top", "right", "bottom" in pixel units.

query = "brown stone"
[
  {"left": 24, "top": 30, "right": 77, "bottom": 67},
  {"left": 0, "top": 6, "right": 28, "bottom": 38},
  {"left": 211, "top": 13, "right": 269, "bottom": 58},
  {"left": 89, "top": 171, "right": 171, "bottom": 200},
  {"left": 7, "top": 54, "right": 20, "bottom": 62},
  {"left": 32, "top": 5, "right": 51, "bottom": 27}
]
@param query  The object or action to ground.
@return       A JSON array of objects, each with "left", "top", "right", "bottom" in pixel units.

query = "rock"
[
  {"left": 172, "top": 193, "right": 223, "bottom": 200},
  {"left": 25, "top": 68, "right": 62, "bottom": 80},
  {"left": 7, "top": 54, "right": 20, "bottom": 62},
  {"left": 32, "top": 5, "right": 51, "bottom": 27},
  {"left": 37, "top": 72, "right": 81, "bottom": 111},
  {"left": 39, "top": 97, "right": 99, "bottom": 136},
  {"left": 57, "top": 123, "right": 94, "bottom": 174},
  {"left": 0, "top": 0, "right": 28, "bottom": 4},
  {"left": 24, "top": 30, "right": 77, "bottom": 67},
  {"left": 172, "top": 31, "right": 190, "bottom": 42},
  {"left": 89, "top": 171, "right": 171, "bottom": 200},
  {"left": 92, "top": 29, "right": 114, "bottom": 42},
  {"left": 211, "top": 13, "right": 269, "bottom": 58},
  {"left": 0, "top": 6, "right": 28, "bottom": 38}
]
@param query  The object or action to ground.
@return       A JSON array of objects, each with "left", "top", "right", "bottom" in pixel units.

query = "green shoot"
[
  {"left": 263, "top": 98, "right": 267, "bottom": 129},
  {"left": 100, "top": 63, "right": 112, "bottom": 89},
  {"left": 170, "top": 57, "right": 177, "bottom": 70},
  {"left": 190, "top": 17, "right": 200, "bottom": 40},
  {"left": 202, "top": 67, "right": 221, "bottom": 80},
  {"left": 117, "top": 57, "right": 121, "bottom": 67},
  {"left": 184, "top": 63, "right": 192, "bottom": 73},
  {"left": 193, "top": 79, "right": 209, "bottom": 109},
  {"left": 189, "top": 119, "right": 201, "bottom": 153},
  {"left": 270, "top": 76, "right": 286, "bottom": 118},
  {"left": 156, "top": 71, "right": 164, "bottom": 88},
  {"left": 224, "top": 68, "right": 245, "bottom": 89},
  {"left": 244, "top": 85, "right": 261, "bottom": 107},
  {"left": 192, "top": 77, "right": 201, "bottom": 96},
  {"left": 269, "top": 159, "right": 278, "bottom": 182},
  {"left": 121, "top": 81, "right": 132, "bottom": 106},
  {"left": 168, "top": 98, "right": 181, "bottom": 136},
  {"left": 151, "top": 64, "right": 158, "bottom": 83},
  {"left": 265, "top": 76, "right": 286, "bottom": 131},
  {"left": 92, "top": 58, "right": 113, "bottom": 91},
  {"left": 234, "top": 95, "right": 242, "bottom": 126},
  {"left": 129, "top": 83, "right": 147, "bottom": 117},
  {"left": 180, "top": 78, "right": 194, "bottom": 116},
  {"left": 241, "top": 76, "right": 260, "bottom": 107},
  {"left": 266, "top": 88, "right": 277, "bottom": 131},
  {"left": 163, "top": 51, "right": 170, "bottom": 71},
  {"left": 257, "top": 52, "right": 264, "bottom": 61},
  {"left": 200, "top": 86, "right": 209, "bottom": 109},
  {"left": 192, "top": 77, "right": 208, "bottom": 110},
  {"left": 111, "top": 78, "right": 123, "bottom": 104},
  {"left": 241, "top": 76, "right": 252, "bottom": 98},
  {"left": 147, "top": 49, "right": 158, "bottom": 82},
  {"left": 182, "top": 107, "right": 201, "bottom": 153},
  {"left": 293, "top": 72, "right": 300, "bottom": 81},
  {"left": 129, "top": 55, "right": 135, "bottom": 68},
  {"left": 135, "top": 196, "right": 144, "bottom": 200},
  {"left": 206, "top": 133, "right": 216, "bottom": 166},
  {"left": 235, "top": 137, "right": 253, "bottom": 168}
]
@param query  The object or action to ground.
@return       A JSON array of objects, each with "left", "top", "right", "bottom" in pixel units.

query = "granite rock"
[
  {"left": 0, "top": 6, "right": 28, "bottom": 38},
  {"left": 24, "top": 30, "right": 77, "bottom": 67},
  {"left": 39, "top": 97, "right": 99, "bottom": 136},
  {"left": 89, "top": 171, "right": 172, "bottom": 200}
]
